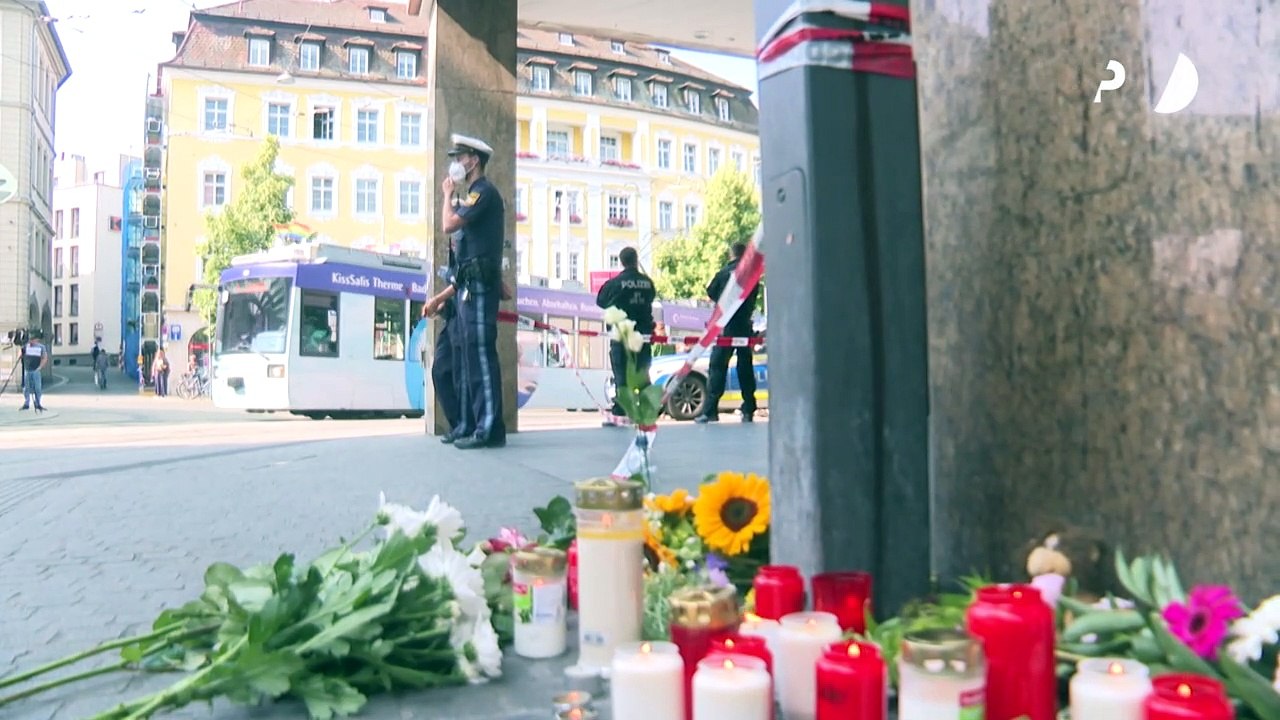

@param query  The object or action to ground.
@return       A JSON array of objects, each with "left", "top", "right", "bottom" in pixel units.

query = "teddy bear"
[{"left": 1022, "top": 528, "right": 1116, "bottom": 603}]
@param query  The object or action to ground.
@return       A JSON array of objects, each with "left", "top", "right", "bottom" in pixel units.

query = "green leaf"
[
  {"left": 295, "top": 598, "right": 397, "bottom": 654},
  {"left": 296, "top": 676, "right": 368, "bottom": 720},
  {"left": 1220, "top": 654, "right": 1280, "bottom": 719},
  {"left": 205, "top": 562, "right": 246, "bottom": 591},
  {"left": 1148, "top": 612, "right": 1219, "bottom": 677},
  {"left": 228, "top": 580, "right": 275, "bottom": 614},
  {"left": 1063, "top": 609, "right": 1146, "bottom": 642},
  {"left": 120, "top": 644, "right": 144, "bottom": 663}
]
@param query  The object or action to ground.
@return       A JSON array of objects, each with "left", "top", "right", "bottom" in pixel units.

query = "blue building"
[{"left": 119, "top": 159, "right": 142, "bottom": 379}]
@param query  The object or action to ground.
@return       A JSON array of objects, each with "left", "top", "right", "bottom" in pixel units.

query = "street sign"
[
  {"left": 168, "top": 324, "right": 182, "bottom": 341},
  {"left": 0, "top": 163, "right": 16, "bottom": 205}
]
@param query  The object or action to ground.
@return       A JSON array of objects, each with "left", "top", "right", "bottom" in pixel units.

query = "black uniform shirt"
[
  {"left": 454, "top": 177, "right": 504, "bottom": 265},
  {"left": 707, "top": 259, "right": 760, "bottom": 337},
  {"left": 596, "top": 267, "right": 656, "bottom": 335}
]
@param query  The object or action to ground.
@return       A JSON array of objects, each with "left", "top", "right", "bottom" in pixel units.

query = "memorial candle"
[
  {"left": 811, "top": 571, "right": 874, "bottom": 633},
  {"left": 692, "top": 655, "right": 772, "bottom": 720},
  {"left": 610, "top": 641, "right": 685, "bottom": 720},
  {"left": 710, "top": 635, "right": 773, "bottom": 675},
  {"left": 753, "top": 566, "right": 805, "bottom": 620},
  {"left": 776, "top": 611, "right": 843, "bottom": 720},
  {"left": 896, "top": 629, "right": 986, "bottom": 720},
  {"left": 965, "top": 584, "right": 1055, "bottom": 720},
  {"left": 1068, "top": 659, "right": 1151, "bottom": 720},
  {"left": 815, "top": 640, "right": 886, "bottom": 720},
  {"left": 1143, "top": 674, "right": 1234, "bottom": 720},
  {"left": 669, "top": 585, "right": 741, "bottom": 720}
]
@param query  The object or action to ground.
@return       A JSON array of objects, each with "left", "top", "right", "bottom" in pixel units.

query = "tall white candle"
[
  {"left": 610, "top": 641, "right": 685, "bottom": 720},
  {"left": 693, "top": 654, "right": 771, "bottom": 720},
  {"left": 1069, "top": 658, "right": 1151, "bottom": 720},
  {"left": 775, "top": 612, "right": 842, "bottom": 720},
  {"left": 738, "top": 614, "right": 782, "bottom": 701}
]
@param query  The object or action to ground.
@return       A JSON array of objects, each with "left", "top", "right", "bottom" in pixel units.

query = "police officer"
[
  {"left": 697, "top": 242, "right": 760, "bottom": 423},
  {"left": 426, "top": 133, "right": 506, "bottom": 449},
  {"left": 595, "top": 246, "right": 655, "bottom": 426}
]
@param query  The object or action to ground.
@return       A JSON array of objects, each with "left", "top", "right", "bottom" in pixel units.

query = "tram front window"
[{"left": 217, "top": 277, "right": 292, "bottom": 355}]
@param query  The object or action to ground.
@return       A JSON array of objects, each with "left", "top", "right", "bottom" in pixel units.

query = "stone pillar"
[
  {"left": 418, "top": 0, "right": 518, "bottom": 435},
  {"left": 754, "top": 0, "right": 932, "bottom": 615},
  {"left": 916, "top": 0, "right": 1280, "bottom": 601}
]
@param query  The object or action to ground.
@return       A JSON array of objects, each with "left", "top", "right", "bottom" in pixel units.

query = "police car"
[{"left": 604, "top": 348, "right": 769, "bottom": 421}]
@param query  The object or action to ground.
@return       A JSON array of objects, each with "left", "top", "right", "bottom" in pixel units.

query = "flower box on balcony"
[
  {"left": 516, "top": 151, "right": 540, "bottom": 160},
  {"left": 601, "top": 159, "right": 643, "bottom": 170},
  {"left": 570, "top": 214, "right": 583, "bottom": 224},
  {"left": 607, "top": 217, "right": 635, "bottom": 228},
  {"left": 515, "top": 213, "right": 528, "bottom": 222}
]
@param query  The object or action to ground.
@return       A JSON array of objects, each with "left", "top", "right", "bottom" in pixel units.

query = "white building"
[
  {"left": 0, "top": 0, "right": 69, "bottom": 359},
  {"left": 50, "top": 154, "right": 133, "bottom": 361}
]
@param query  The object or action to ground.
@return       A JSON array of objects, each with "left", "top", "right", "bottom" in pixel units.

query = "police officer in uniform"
[
  {"left": 595, "top": 246, "right": 656, "bottom": 426},
  {"left": 426, "top": 134, "right": 506, "bottom": 449},
  {"left": 697, "top": 242, "right": 760, "bottom": 423},
  {"left": 424, "top": 230, "right": 467, "bottom": 443}
]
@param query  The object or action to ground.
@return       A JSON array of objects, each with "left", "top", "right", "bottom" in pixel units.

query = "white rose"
[
  {"left": 602, "top": 306, "right": 628, "bottom": 325},
  {"left": 625, "top": 330, "right": 645, "bottom": 353}
]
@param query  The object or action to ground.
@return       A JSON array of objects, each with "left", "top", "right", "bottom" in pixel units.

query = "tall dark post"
[{"left": 754, "top": 0, "right": 931, "bottom": 615}]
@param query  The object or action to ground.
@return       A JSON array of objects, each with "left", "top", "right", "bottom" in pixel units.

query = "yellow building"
[{"left": 156, "top": 0, "right": 759, "bottom": 351}]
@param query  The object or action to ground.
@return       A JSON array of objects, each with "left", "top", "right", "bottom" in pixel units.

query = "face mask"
[{"left": 448, "top": 161, "right": 467, "bottom": 183}]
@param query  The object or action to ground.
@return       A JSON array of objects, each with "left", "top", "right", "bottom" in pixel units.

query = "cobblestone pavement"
[{"left": 0, "top": 369, "right": 767, "bottom": 719}]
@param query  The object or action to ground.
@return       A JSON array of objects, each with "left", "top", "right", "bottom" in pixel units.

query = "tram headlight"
[{"left": 267, "top": 364, "right": 286, "bottom": 378}]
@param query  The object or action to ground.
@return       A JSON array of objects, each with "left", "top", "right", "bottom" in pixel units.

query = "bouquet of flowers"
[
  {"left": 0, "top": 494, "right": 502, "bottom": 719},
  {"left": 602, "top": 305, "right": 663, "bottom": 484}
]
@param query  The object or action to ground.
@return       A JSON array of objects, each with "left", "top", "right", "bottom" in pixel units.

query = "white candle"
[
  {"left": 739, "top": 614, "right": 782, "bottom": 701},
  {"left": 610, "top": 641, "right": 685, "bottom": 720},
  {"left": 775, "top": 611, "right": 842, "bottom": 720},
  {"left": 896, "top": 660, "right": 985, "bottom": 720},
  {"left": 1069, "top": 658, "right": 1151, "bottom": 720},
  {"left": 693, "top": 654, "right": 771, "bottom": 720}
]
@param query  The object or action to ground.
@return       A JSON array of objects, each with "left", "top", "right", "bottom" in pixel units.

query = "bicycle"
[{"left": 175, "top": 372, "right": 211, "bottom": 400}]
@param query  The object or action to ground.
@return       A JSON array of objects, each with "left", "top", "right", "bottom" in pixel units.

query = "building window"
[
  {"left": 311, "top": 176, "right": 335, "bottom": 213},
  {"left": 357, "top": 109, "right": 379, "bottom": 143},
  {"left": 70, "top": 208, "right": 79, "bottom": 238},
  {"left": 607, "top": 195, "right": 630, "bottom": 222},
  {"left": 753, "top": 156, "right": 761, "bottom": 185},
  {"left": 599, "top": 136, "right": 619, "bottom": 162},
  {"left": 399, "top": 112, "right": 421, "bottom": 145},
  {"left": 651, "top": 83, "right": 668, "bottom": 108},
  {"left": 54, "top": 286, "right": 62, "bottom": 316},
  {"left": 555, "top": 252, "right": 562, "bottom": 279},
  {"left": 569, "top": 252, "right": 580, "bottom": 282},
  {"left": 611, "top": 40, "right": 625, "bottom": 54},
  {"left": 69, "top": 283, "right": 80, "bottom": 316},
  {"left": 313, "top": 108, "right": 335, "bottom": 140},
  {"left": 558, "top": 32, "right": 574, "bottom": 45},
  {"left": 373, "top": 298, "right": 405, "bottom": 360},
  {"left": 356, "top": 178, "right": 379, "bottom": 214},
  {"left": 553, "top": 190, "right": 580, "bottom": 222},
  {"left": 609, "top": 253, "right": 620, "bottom": 268},
  {"left": 300, "top": 42, "right": 321, "bottom": 71},
  {"left": 656, "top": 49, "right": 671, "bottom": 64},
  {"left": 574, "top": 71, "right": 593, "bottom": 96},
  {"left": 69, "top": 322, "right": 79, "bottom": 346},
  {"left": 682, "top": 143, "right": 697, "bottom": 173},
  {"left": 300, "top": 290, "right": 339, "bottom": 357},
  {"left": 658, "top": 201, "right": 673, "bottom": 230},
  {"left": 349, "top": 46, "right": 370, "bottom": 74},
  {"left": 70, "top": 246, "right": 79, "bottom": 276},
  {"left": 531, "top": 66, "right": 551, "bottom": 91},
  {"left": 657, "top": 139, "right": 672, "bottom": 169},
  {"left": 614, "top": 77, "right": 632, "bottom": 101},
  {"left": 54, "top": 247, "right": 62, "bottom": 278},
  {"left": 369, "top": 7, "right": 387, "bottom": 22},
  {"left": 684, "top": 204, "right": 700, "bottom": 229},
  {"left": 53, "top": 323, "right": 62, "bottom": 346},
  {"left": 514, "top": 187, "right": 526, "bottom": 215},
  {"left": 516, "top": 250, "right": 525, "bottom": 276},
  {"left": 203, "top": 98, "right": 228, "bottom": 132},
  {"left": 708, "top": 147, "right": 721, "bottom": 176},
  {"left": 716, "top": 97, "right": 731, "bottom": 121},
  {"left": 267, "top": 103, "right": 290, "bottom": 136},
  {"left": 546, "top": 130, "right": 570, "bottom": 159},
  {"left": 398, "top": 180, "right": 421, "bottom": 216},
  {"left": 203, "top": 171, "right": 227, "bottom": 207},
  {"left": 248, "top": 37, "right": 270, "bottom": 66},
  {"left": 54, "top": 210, "right": 62, "bottom": 239},
  {"left": 396, "top": 51, "right": 417, "bottom": 79},
  {"left": 732, "top": 151, "right": 745, "bottom": 172},
  {"left": 684, "top": 89, "right": 701, "bottom": 114}
]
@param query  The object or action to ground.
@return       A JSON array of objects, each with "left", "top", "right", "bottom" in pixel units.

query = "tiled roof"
[{"left": 196, "top": 0, "right": 428, "bottom": 36}]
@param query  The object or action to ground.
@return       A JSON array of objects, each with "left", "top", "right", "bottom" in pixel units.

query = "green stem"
[
  {"left": 0, "top": 660, "right": 130, "bottom": 706},
  {"left": 0, "top": 622, "right": 186, "bottom": 691},
  {"left": 113, "top": 635, "right": 248, "bottom": 720},
  {"left": 1056, "top": 650, "right": 1088, "bottom": 663}
]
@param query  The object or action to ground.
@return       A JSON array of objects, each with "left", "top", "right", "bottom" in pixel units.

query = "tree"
[
  {"left": 192, "top": 137, "right": 293, "bottom": 324},
  {"left": 653, "top": 167, "right": 761, "bottom": 302}
]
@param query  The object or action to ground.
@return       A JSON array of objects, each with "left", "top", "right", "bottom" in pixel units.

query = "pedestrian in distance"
[
  {"left": 19, "top": 330, "right": 49, "bottom": 412},
  {"left": 595, "top": 246, "right": 656, "bottom": 427},
  {"left": 697, "top": 242, "right": 761, "bottom": 423}
]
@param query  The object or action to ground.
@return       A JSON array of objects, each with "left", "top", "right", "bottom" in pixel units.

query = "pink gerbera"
[{"left": 1162, "top": 585, "right": 1244, "bottom": 659}]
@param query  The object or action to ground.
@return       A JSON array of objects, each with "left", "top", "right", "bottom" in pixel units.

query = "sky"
[{"left": 41, "top": 0, "right": 759, "bottom": 176}]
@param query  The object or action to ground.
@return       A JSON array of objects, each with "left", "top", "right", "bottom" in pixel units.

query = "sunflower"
[
  {"left": 644, "top": 524, "right": 677, "bottom": 570},
  {"left": 648, "top": 489, "right": 695, "bottom": 516},
  {"left": 692, "top": 472, "right": 771, "bottom": 557}
]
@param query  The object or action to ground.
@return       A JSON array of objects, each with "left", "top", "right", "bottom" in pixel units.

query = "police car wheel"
[{"left": 666, "top": 374, "right": 706, "bottom": 421}]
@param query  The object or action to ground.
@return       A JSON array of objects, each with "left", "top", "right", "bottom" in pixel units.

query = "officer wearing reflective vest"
[
  {"left": 595, "top": 246, "right": 655, "bottom": 426},
  {"left": 425, "top": 134, "right": 506, "bottom": 449}
]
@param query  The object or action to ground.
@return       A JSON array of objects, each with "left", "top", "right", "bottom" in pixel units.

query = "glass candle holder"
[
  {"left": 965, "top": 584, "right": 1055, "bottom": 720},
  {"left": 811, "top": 571, "right": 873, "bottom": 633},
  {"left": 573, "top": 478, "right": 646, "bottom": 674},
  {"left": 512, "top": 547, "right": 568, "bottom": 659},
  {"left": 753, "top": 566, "right": 805, "bottom": 620},
  {"left": 775, "top": 611, "right": 843, "bottom": 720},
  {"left": 896, "top": 628, "right": 985, "bottom": 720},
  {"left": 692, "top": 654, "right": 771, "bottom": 720},
  {"left": 816, "top": 640, "right": 886, "bottom": 720},
  {"left": 670, "top": 585, "right": 741, "bottom": 720},
  {"left": 1068, "top": 658, "right": 1151, "bottom": 720},
  {"left": 1143, "top": 674, "right": 1234, "bottom": 720},
  {"left": 610, "top": 641, "right": 685, "bottom": 720}
]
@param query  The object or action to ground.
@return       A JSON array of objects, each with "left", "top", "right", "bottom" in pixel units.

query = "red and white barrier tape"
[
  {"left": 756, "top": 0, "right": 913, "bottom": 81},
  {"left": 497, "top": 310, "right": 765, "bottom": 349}
]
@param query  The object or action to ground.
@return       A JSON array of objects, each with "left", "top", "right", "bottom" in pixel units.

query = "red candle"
[
  {"left": 566, "top": 540, "right": 578, "bottom": 610},
  {"left": 754, "top": 566, "right": 805, "bottom": 620},
  {"left": 1144, "top": 674, "right": 1234, "bottom": 720},
  {"left": 708, "top": 636, "right": 775, "bottom": 720},
  {"left": 812, "top": 571, "right": 874, "bottom": 633},
  {"left": 670, "top": 586, "right": 741, "bottom": 720},
  {"left": 815, "top": 640, "right": 886, "bottom": 720},
  {"left": 965, "top": 584, "right": 1056, "bottom": 720}
]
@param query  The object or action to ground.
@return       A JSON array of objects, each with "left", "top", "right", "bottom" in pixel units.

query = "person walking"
[
  {"left": 152, "top": 348, "right": 170, "bottom": 397},
  {"left": 595, "top": 246, "right": 656, "bottom": 426},
  {"left": 19, "top": 331, "right": 49, "bottom": 412},
  {"left": 425, "top": 133, "right": 506, "bottom": 449},
  {"left": 697, "top": 242, "right": 761, "bottom": 423}
]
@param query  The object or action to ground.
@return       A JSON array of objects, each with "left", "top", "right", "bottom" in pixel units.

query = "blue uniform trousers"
[
  {"left": 456, "top": 279, "right": 505, "bottom": 442},
  {"left": 431, "top": 313, "right": 464, "bottom": 432}
]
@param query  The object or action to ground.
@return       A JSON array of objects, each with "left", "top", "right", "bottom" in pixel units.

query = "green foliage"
[
  {"left": 653, "top": 168, "right": 760, "bottom": 302},
  {"left": 193, "top": 137, "right": 294, "bottom": 325},
  {"left": 857, "top": 575, "right": 988, "bottom": 688},
  {"left": 532, "top": 495, "right": 575, "bottom": 550},
  {"left": 614, "top": 356, "right": 664, "bottom": 429},
  {"left": 643, "top": 569, "right": 702, "bottom": 641}
]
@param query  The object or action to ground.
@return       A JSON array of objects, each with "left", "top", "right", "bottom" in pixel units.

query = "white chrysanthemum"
[
  {"left": 377, "top": 492, "right": 434, "bottom": 539},
  {"left": 470, "top": 614, "right": 503, "bottom": 679},
  {"left": 1227, "top": 595, "right": 1280, "bottom": 664},
  {"left": 602, "top": 306, "right": 628, "bottom": 325},
  {"left": 418, "top": 545, "right": 487, "bottom": 619},
  {"left": 422, "top": 495, "right": 465, "bottom": 547}
]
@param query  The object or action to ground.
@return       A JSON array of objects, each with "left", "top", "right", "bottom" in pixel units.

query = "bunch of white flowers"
[
  {"left": 1227, "top": 594, "right": 1280, "bottom": 667},
  {"left": 603, "top": 306, "right": 645, "bottom": 352},
  {"left": 378, "top": 492, "right": 503, "bottom": 683}
]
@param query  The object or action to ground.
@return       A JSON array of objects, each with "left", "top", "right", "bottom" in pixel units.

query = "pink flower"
[
  {"left": 1030, "top": 573, "right": 1066, "bottom": 607},
  {"left": 1162, "top": 585, "right": 1244, "bottom": 659}
]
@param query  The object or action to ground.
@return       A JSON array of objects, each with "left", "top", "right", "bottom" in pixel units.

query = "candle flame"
[
  {"left": 640, "top": 643, "right": 652, "bottom": 654},
  {"left": 724, "top": 639, "right": 736, "bottom": 649},
  {"left": 848, "top": 644, "right": 861, "bottom": 658},
  {"left": 567, "top": 710, "right": 583, "bottom": 720},
  {"left": 1107, "top": 662, "right": 1125, "bottom": 675},
  {"left": 805, "top": 618, "right": 816, "bottom": 627},
  {"left": 723, "top": 658, "right": 735, "bottom": 670},
  {"left": 1177, "top": 683, "right": 1192, "bottom": 698},
  {"left": 1012, "top": 590, "right": 1023, "bottom": 599}
]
